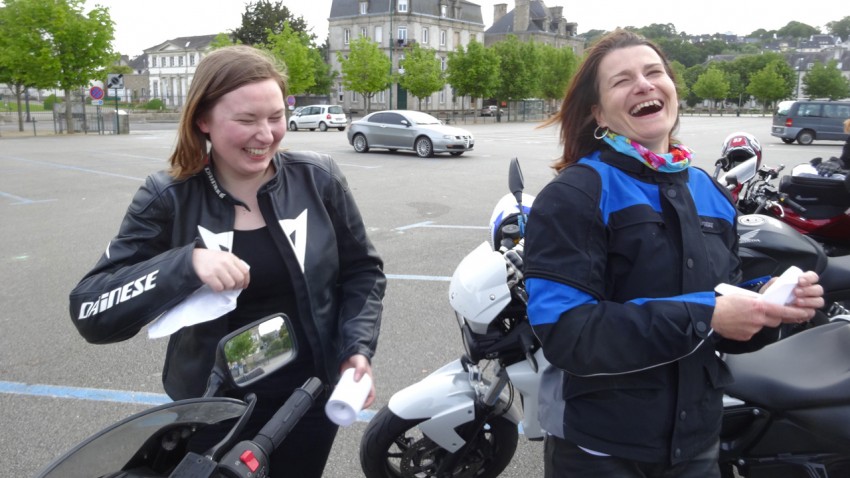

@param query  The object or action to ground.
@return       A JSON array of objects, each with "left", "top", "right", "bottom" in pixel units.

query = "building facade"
[
  {"left": 328, "top": 0, "right": 485, "bottom": 113},
  {"left": 144, "top": 35, "right": 218, "bottom": 108},
  {"left": 485, "top": 0, "right": 583, "bottom": 54}
]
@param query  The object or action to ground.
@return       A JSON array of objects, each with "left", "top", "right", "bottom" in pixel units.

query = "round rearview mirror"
[{"left": 219, "top": 313, "right": 298, "bottom": 389}]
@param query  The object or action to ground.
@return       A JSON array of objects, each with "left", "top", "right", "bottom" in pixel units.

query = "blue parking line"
[{"left": 0, "top": 380, "right": 377, "bottom": 422}]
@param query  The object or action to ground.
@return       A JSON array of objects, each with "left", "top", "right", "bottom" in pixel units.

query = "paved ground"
[{"left": 1, "top": 116, "right": 845, "bottom": 477}]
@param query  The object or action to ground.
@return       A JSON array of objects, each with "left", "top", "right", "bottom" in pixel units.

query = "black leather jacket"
[{"left": 69, "top": 151, "right": 386, "bottom": 400}]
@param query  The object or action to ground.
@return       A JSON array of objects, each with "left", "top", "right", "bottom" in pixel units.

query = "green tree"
[
  {"left": 337, "top": 37, "right": 391, "bottom": 113},
  {"left": 776, "top": 21, "right": 821, "bottom": 39},
  {"left": 803, "top": 60, "right": 850, "bottom": 100},
  {"left": 446, "top": 39, "right": 500, "bottom": 117},
  {"left": 537, "top": 43, "right": 578, "bottom": 110},
  {"left": 747, "top": 62, "right": 791, "bottom": 113},
  {"left": 209, "top": 32, "right": 238, "bottom": 49},
  {"left": 1, "top": 0, "right": 115, "bottom": 133},
  {"left": 669, "top": 60, "right": 690, "bottom": 103},
  {"left": 232, "top": 0, "right": 313, "bottom": 46},
  {"left": 492, "top": 36, "right": 537, "bottom": 116},
  {"left": 224, "top": 331, "right": 257, "bottom": 365},
  {"left": 265, "top": 22, "right": 316, "bottom": 95},
  {"left": 634, "top": 23, "right": 678, "bottom": 39},
  {"left": 826, "top": 16, "right": 850, "bottom": 40},
  {"left": 692, "top": 66, "right": 730, "bottom": 114},
  {"left": 397, "top": 43, "right": 444, "bottom": 110}
]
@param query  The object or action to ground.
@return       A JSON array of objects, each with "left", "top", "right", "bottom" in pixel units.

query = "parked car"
[
  {"left": 288, "top": 104, "right": 347, "bottom": 132},
  {"left": 480, "top": 105, "right": 502, "bottom": 117},
  {"left": 346, "top": 110, "right": 474, "bottom": 157},
  {"left": 771, "top": 99, "right": 850, "bottom": 145}
]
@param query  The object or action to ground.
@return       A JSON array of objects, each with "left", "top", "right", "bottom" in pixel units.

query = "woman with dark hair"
[
  {"left": 69, "top": 45, "right": 386, "bottom": 477},
  {"left": 523, "top": 30, "right": 823, "bottom": 477}
]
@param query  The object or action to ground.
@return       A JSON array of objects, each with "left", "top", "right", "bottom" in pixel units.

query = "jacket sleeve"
[
  {"left": 325, "top": 160, "right": 386, "bottom": 365},
  {"left": 68, "top": 174, "right": 204, "bottom": 344},
  {"left": 524, "top": 173, "right": 715, "bottom": 377}
]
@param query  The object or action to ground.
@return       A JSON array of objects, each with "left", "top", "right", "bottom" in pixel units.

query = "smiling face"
[
  {"left": 592, "top": 45, "right": 678, "bottom": 154},
  {"left": 197, "top": 78, "right": 286, "bottom": 180}
]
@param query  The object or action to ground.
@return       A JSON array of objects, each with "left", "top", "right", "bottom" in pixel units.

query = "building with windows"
[
  {"left": 485, "top": 0, "right": 583, "bottom": 54},
  {"left": 328, "top": 0, "right": 485, "bottom": 113},
  {"left": 144, "top": 35, "right": 218, "bottom": 107}
]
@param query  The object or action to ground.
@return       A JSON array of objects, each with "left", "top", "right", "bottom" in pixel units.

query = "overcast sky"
[{"left": 83, "top": 0, "right": 841, "bottom": 57}]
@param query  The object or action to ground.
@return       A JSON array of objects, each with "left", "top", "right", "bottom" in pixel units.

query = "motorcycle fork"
[{"left": 434, "top": 367, "right": 511, "bottom": 476}]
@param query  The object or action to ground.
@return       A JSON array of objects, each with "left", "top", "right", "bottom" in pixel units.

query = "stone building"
[
  {"left": 328, "top": 0, "right": 485, "bottom": 113},
  {"left": 485, "top": 0, "right": 583, "bottom": 55}
]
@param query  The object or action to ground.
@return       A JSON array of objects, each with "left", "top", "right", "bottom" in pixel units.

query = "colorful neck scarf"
[{"left": 601, "top": 132, "right": 692, "bottom": 173}]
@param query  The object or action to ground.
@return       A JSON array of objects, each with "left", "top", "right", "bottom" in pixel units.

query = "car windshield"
[
  {"left": 404, "top": 111, "right": 442, "bottom": 125},
  {"left": 775, "top": 101, "right": 793, "bottom": 116}
]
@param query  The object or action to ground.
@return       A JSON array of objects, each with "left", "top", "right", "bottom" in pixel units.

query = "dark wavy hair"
[{"left": 543, "top": 29, "right": 680, "bottom": 172}]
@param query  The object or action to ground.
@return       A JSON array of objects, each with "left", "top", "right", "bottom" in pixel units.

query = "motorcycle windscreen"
[{"left": 35, "top": 397, "right": 247, "bottom": 478}]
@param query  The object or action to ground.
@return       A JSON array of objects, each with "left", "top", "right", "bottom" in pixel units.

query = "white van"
[{"left": 288, "top": 105, "right": 347, "bottom": 132}]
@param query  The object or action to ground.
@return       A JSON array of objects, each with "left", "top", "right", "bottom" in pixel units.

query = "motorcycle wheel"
[{"left": 360, "top": 406, "right": 519, "bottom": 478}]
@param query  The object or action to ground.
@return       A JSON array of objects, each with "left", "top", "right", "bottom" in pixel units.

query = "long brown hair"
[
  {"left": 543, "top": 30, "right": 679, "bottom": 172},
  {"left": 168, "top": 45, "right": 288, "bottom": 179}
]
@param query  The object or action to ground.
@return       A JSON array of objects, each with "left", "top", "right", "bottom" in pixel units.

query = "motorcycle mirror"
[
  {"left": 216, "top": 313, "right": 299, "bottom": 390},
  {"left": 509, "top": 157, "right": 525, "bottom": 201}
]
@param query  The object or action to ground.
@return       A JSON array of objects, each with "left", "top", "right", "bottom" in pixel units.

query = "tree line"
[{"left": 2, "top": 0, "right": 849, "bottom": 135}]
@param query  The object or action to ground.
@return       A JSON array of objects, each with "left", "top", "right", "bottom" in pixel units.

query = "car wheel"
[
  {"left": 338, "top": 127, "right": 345, "bottom": 131},
  {"left": 319, "top": 122, "right": 328, "bottom": 132},
  {"left": 309, "top": 128, "right": 316, "bottom": 131},
  {"left": 353, "top": 134, "right": 369, "bottom": 153},
  {"left": 415, "top": 137, "right": 433, "bottom": 158},
  {"left": 797, "top": 130, "right": 815, "bottom": 145},
  {"left": 781, "top": 138, "right": 794, "bottom": 144},
  {"left": 450, "top": 152, "right": 464, "bottom": 157},
  {"left": 289, "top": 121, "right": 298, "bottom": 132}
]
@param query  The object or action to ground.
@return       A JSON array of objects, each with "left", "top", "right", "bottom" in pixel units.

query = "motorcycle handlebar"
[
  {"left": 780, "top": 195, "right": 808, "bottom": 214},
  {"left": 253, "top": 377, "right": 323, "bottom": 455}
]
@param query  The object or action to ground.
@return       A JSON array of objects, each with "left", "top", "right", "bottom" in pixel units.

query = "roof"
[
  {"left": 485, "top": 0, "right": 557, "bottom": 34},
  {"left": 143, "top": 34, "right": 220, "bottom": 53},
  {"left": 330, "top": 0, "right": 483, "bottom": 25}
]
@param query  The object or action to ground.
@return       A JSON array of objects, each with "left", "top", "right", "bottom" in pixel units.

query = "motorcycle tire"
[{"left": 359, "top": 406, "right": 519, "bottom": 478}]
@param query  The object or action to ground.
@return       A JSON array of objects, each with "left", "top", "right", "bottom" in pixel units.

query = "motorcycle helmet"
[
  {"left": 721, "top": 131, "right": 762, "bottom": 167},
  {"left": 489, "top": 192, "right": 534, "bottom": 250}
]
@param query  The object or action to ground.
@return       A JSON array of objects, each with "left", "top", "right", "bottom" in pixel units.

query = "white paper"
[
  {"left": 325, "top": 368, "right": 372, "bottom": 427},
  {"left": 147, "top": 284, "right": 242, "bottom": 339},
  {"left": 714, "top": 266, "right": 803, "bottom": 306}
]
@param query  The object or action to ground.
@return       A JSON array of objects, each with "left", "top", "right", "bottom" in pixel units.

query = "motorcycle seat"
[
  {"left": 779, "top": 174, "right": 850, "bottom": 220},
  {"left": 818, "top": 253, "right": 850, "bottom": 303},
  {"left": 724, "top": 321, "right": 850, "bottom": 410}
]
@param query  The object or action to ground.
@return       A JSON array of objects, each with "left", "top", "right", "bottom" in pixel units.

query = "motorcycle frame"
[{"left": 387, "top": 349, "right": 549, "bottom": 453}]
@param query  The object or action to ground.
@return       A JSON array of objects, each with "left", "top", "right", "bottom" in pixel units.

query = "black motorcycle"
[{"left": 35, "top": 314, "right": 322, "bottom": 478}]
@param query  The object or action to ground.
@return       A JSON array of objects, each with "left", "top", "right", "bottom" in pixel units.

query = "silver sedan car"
[{"left": 347, "top": 110, "right": 474, "bottom": 157}]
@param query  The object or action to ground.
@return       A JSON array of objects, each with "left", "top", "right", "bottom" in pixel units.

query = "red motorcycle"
[{"left": 714, "top": 132, "right": 850, "bottom": 256}]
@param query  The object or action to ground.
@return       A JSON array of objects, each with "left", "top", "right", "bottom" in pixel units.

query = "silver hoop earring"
[{"left": 593, "top": 125, "right": 609, "bottom": 140}]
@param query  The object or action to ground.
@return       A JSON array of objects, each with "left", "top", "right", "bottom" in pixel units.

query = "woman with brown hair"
[
  {"left": 69, "top": 45, "right": 386, "bottom": 477},
  {"left": 523, "top": 30, "right": 823, "bottom": 477}
]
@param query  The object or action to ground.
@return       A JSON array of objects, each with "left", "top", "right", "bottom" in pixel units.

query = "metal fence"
[{"left": 0, "top": 109, "right": 128, "bottom": 136}]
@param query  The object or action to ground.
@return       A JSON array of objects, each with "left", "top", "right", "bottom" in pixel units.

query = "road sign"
[
  {"left": 286, "top": 95, "right": 296, "bottom": 106},
  {"left": 89, "top": 86, "right": 104, "bottom": 100},
  {"left": 107, "top": 73, "right": 124, "bottom": 89},
  {"left": 92, "top": 100, "right": 104, "bottom": 106}
]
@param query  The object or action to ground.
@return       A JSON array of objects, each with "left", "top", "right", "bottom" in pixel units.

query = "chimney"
[
  {"left": 513, "top": 0, "right": 530, "bottom": 33},
  {"left": 494, "top": 3, "right": 508, "bottom": 24}
]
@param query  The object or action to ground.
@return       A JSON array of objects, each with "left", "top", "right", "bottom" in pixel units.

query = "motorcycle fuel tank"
[{"left": 737, "top": 214, "right": 827, "bottom": 281}]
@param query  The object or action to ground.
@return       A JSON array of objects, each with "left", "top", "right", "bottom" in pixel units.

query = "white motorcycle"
[{"left": 359, "top": 159, "right": 542, "bottom": 478}]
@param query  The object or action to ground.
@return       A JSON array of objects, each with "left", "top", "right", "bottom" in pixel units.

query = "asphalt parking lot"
[{"left": 1, "top": 115, "right": 845, "bottom": 477}]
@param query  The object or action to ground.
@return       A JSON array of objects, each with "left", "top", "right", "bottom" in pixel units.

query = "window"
[
  {"left": 351, "top": 91, "right": 359, "bottom": 103},
  {"left": 422, "top": 27, "right": 429, "bottom": 44},
  {"left": 441, "top": 4, "right": 447, "bottom": 17},
  {"left": 189, "top": 54, "right": 195, "bottom": 66},
  {"left": 338, "top": 83, "right": 344, "bottom": 102},
  {"left": 344, "top": 28, "right": 350, "bottom": 45},
  {"left": 398, "top": 26, "right": 407, "bottom": 41},
  {"left": 169, "top": 56, "right": 174, "bottom": 67},
  {"left": 439, "top": 88, "right": 446, "bottom": 104},
  {"left": 160, "top": 57, "right": 166, "bottom": 67},
  {"left": 178, "top": 56, "right": 184, "bottom": 66},
  {"left": 359, "top": 1, "right": 368, "bottom": 14},
  {"left": 375, "top": 26, "right": 383, "bottom": 43},
  {"left": 377, "top": 90, "right": 385, "bottom": 103},
  {"left": 440, "top": 30, "right": 447, "bottom": 46},
  {"left": 398, "top": 0, "right": 408, "bottom": 12},
  {"left": 441, "top": 57, "right": 447, "bottom": 71},
  {"left": 361, "top": 27, "right": 367, "bottom": 38}
]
